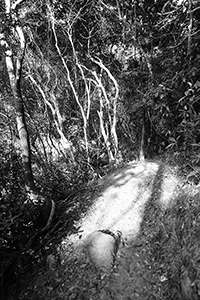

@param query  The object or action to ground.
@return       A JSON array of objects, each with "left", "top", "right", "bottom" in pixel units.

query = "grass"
[{"left": 143, "top": 189, "right": 200, "bottom": 299}]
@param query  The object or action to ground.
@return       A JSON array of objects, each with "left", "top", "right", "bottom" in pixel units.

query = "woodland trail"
[
  {"left": 60, "top": 160, "right": 183, "bottom": 299},
  {"left": 68, "top": 160, "right": 180, "bottom": 244},
  {"left": 19, "top": 160, "right": 198, "bottom": 300}
]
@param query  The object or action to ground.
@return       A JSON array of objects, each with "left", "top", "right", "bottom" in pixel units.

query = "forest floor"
[{"left": 17, "top": 160, "right": 200, "bottom": 300}]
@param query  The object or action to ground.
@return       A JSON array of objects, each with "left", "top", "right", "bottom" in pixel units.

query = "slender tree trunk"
[
  {"left": 15, "top": 84, "right": 35, "bottom": 192},
  {"left": 139, "top": 109, "right": 145, "bottom": 161},
  {"left": 0, "top": 2, "right": 35, "bottom": 192}
]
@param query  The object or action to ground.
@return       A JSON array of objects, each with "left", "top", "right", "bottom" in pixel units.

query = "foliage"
[
  {"left": 0, "top": 144, "right": 29, "bottom": 297},
  {"left": 143, "top": 190, "right": 200, "bottom": 299},
  {"left": 1, "top": 0, "right": 200, "bottom": 164}
]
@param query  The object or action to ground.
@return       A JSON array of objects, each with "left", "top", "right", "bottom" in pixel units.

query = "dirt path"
[
  {"left": 59, "top": 160, "right": 182, "bottom": 299},
  {"left": 69, "top": 160, "right": 180, "bottom": 244},
  {"left": 19, "top": 160, "right": 197, "bottom": 300}
]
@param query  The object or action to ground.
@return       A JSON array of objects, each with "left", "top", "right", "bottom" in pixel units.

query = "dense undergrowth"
[
  {"left": 0, "top": 142, "right": 113, "bottom": 299},
  {"left": 141, "top": 184, "right": 200, "bottom": 299}
]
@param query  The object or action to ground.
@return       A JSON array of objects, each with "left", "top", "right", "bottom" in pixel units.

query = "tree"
[
  {"left": 0, "top": 0, "right": 35, "bottom": 193},
  {"left": 0, "top": 0, "right": 55, "bottom": 241}
]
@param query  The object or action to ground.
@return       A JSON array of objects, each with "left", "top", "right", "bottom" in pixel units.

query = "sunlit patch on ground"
[
  {"left": 159, "top": 167, "right": 181, "bottom": 210},
  {"left": 57, "top": 160, "right": 188, "bottom": 299},
  {"left": 66, "top": 161, "right": 180, "bottom": 246}
]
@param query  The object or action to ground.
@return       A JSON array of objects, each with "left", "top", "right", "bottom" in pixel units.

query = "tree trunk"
[
  {"left": 139, "top": 109, "right": 145, "bottom": 161},
  {"left": 15, "top": 88, "right": 35, "bottom": 192},
  {"left": 0, "top": 6, "right": 35, "bottom": 192}
]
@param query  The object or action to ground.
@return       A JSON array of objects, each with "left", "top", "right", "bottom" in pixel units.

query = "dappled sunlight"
[
  {"left": 68, "top": 161, "right": 161, "bottom": 245},
  {"left": 66, "top": 160, "right": 185, "bottom": 256},
  {"left": 110, "top": 161, "right": 146, "bottom": 183},
  {"left": 158, "top": 167, "right": 181, "bottom": 210},
  {"left": 24, "top": 160, "right": 199, "bottom": 300},
  {"left": 109, "top": 188, "right": 152, "bottom": 240}
]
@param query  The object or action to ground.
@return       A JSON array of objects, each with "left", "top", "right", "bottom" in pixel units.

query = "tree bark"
[
  {"left": 139, "top": 109, "right": 145, "bottom": 161},
  {"left": 0, "top": 2, "right": 35, "bottom": 192}
]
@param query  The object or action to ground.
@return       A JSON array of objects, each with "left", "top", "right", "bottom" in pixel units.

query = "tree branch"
[{"left": 11, "top": 0, "right": 26, "bottom": 10}]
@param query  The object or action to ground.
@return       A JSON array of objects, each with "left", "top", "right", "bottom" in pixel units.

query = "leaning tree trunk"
[
  {"left": 139, "top": 109, "right": 145, "bottom": 161},
  {"left": 0, "top": 24, "right": 35, "bottom": 193},
  {"left": 1, "top": 2, "right": 55, "bottom": 226},
  {"left": 1, "top": 20, "right": 55, "bottom": 233},
  {"left": 12, "top": 27, "right": 35, "bottom": 192},
  {"left": 14, "top": 75, "right": 35, "bottom": 192}
]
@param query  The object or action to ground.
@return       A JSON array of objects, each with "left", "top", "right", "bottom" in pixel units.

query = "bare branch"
[
  {"left": 28, "top": 74, "right": 74, "bottom": 162},
  {"left": 187, "top": 0, "right": 192, "bottom": 59},
  {"left": 15, "top": 25, "right": 25, "bottom": 84},
  {"left": 11, "top": 0, "right": 26, "bottom": 10},
  {"left": 5, "top": 0, "right": 11, "bottom": 14},
  {"left": 46, "top": 3, "right": 90, "bottom": 161},
  {"left": 90, "top": 56, "right": 119, "bottom": 156}
]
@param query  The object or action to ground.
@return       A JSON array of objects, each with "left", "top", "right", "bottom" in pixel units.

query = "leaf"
[
  {"left": 160, "top": 274, "right": 168, "bottom": 282},
  {"left": 169, "top": 137, "right": 176, "bottom": 143},
  {"left": 99, "top": 289, "right": 110, "bottom": 300},
  {"left": 184, "top": 90, "right": 190, "bottom": 96},
  {"left": 160, "top": 93, "right": 165, "bottom": 99},
  {"left": 194, "top": 81, "right": 200, "bottom": 88}
]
